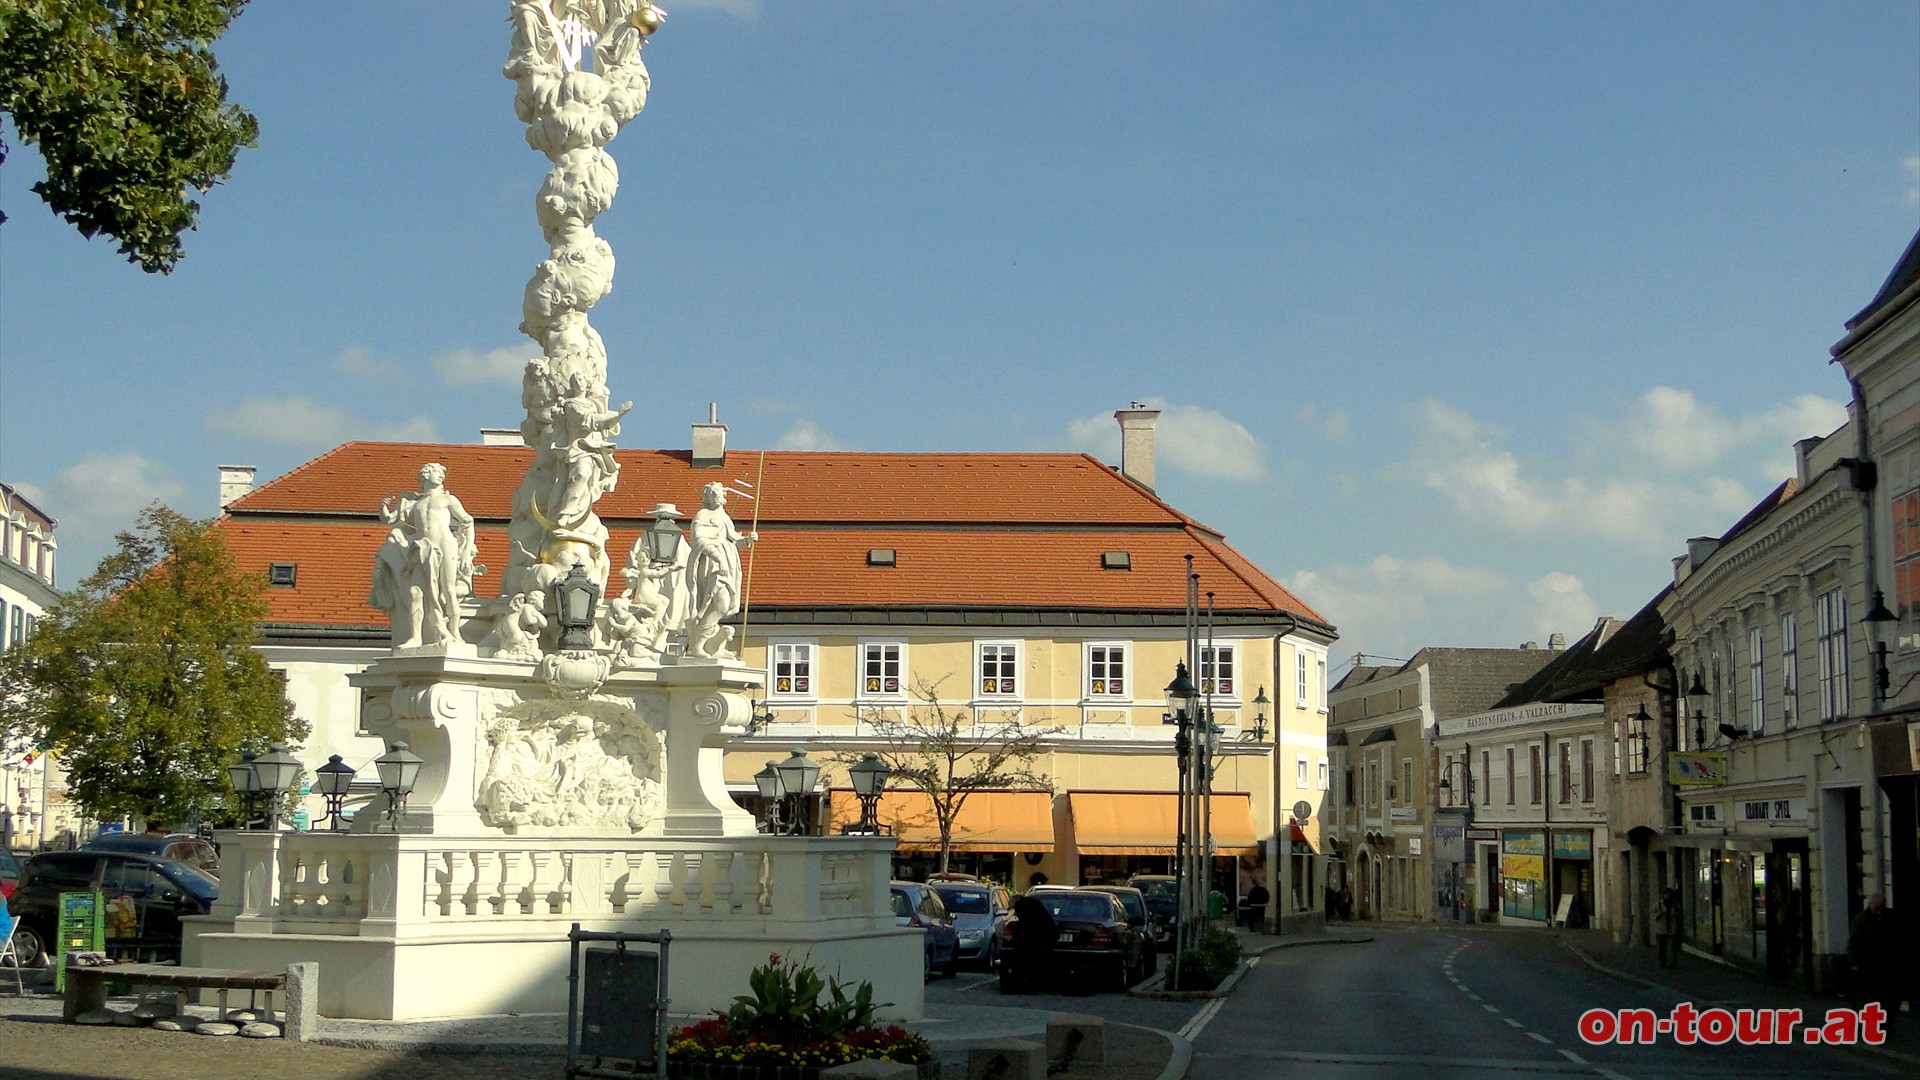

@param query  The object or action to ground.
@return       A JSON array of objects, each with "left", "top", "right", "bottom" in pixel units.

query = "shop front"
[
  {"left": 1065, "top": 791, "right": 1259, "bottom": 894},
  {"left": 1500, "top": 830, "right": 1548, "bottom": 922},
  {"left": 825, "top": 788, "right": 1054, "bottom": 884},
  {"left": 1550, "top": 828, "right": 1594, "bottom": 928}
]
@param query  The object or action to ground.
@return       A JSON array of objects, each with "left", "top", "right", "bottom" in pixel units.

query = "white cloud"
[
  {"left": 1526, "top": 571, "right": 1597, "bottom": 644},
  {"left": 15, "top": 453, "right": 190, "bottom": 582},
  {"left": 1065, "top": 397, "right": 1266, "bottom": 480},
  {"left": 1397, "top": 389, "right": 1841, "bottom": 553},
  {"left": 332, "top": 346, "right": 402, "bottom": 382},
  {"left": 207, "top": 397, "right": 439, "bottom": 448},
  {"left": 1296, "top": 403, "right": 1350, "bottom": 441},
  {"left": 774, "top": 419, "right": 848, "bottom": 451},
  {"left": 432, "top": 345, "right": 539, "bottom": 387}
]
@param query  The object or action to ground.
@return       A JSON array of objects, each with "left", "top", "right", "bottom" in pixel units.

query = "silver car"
[{"left": 931, "top": 881, "right": 1011, "bottom": 970}]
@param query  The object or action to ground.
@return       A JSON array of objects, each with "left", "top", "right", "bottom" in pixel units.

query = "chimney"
[
  {"left": 1548, "top": 633, "right": 1566, "bottom": 650},
  {"left": 1685, "top": 536, "right": 1720, "bottom": 568},
  {"left": 692, "top": 402, "right": 727, "bottom": 469},
  {"left": 218, "top": 465, "right": 256, "bottom": 510},
  {"left": 479, "top": 427, "right": 523, "bottom": 446},
  {"left": 1115, "top": 403, "right": 1162, "bottom": 492}
]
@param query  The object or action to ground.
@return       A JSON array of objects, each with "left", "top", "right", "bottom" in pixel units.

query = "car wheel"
[
  {"left": 986, "top": 939, "right": 1001, "bottom": 971},
  {"left": 12, "top": 925, "right": 48, "bottom": 969}
]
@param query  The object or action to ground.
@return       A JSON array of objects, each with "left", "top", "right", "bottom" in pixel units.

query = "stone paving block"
[
  {"left": 284, "top": 962, "right": 318, "bottom": 1043},
  {"left": 968, "top": 1038, "right": 1043, "bottom": 1080},
  {"left": 1046, "top": 1014, "right": 1104, "bottom": 1066}
]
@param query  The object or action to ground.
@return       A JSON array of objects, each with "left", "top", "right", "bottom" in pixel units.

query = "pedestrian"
[
  {"left": 1338, "top": 884, "right": 1354, "bottom": 921},
  {"left": 1242, "top": 882, "right": 1270, "bottom": 932},
  {"left": 1848, "top": 893, "right": 1896, "bottom": 1009},
  {"left": 1007, "top": 893, "right": 1057, "bottom": 994},
  {"left": 1654, "top": 887, "right": 1683, "bottom": 968}
]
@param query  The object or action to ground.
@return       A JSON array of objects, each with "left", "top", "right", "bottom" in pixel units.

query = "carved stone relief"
[{"left": 476, "top": 696, "right": 664, "bottom": 833}]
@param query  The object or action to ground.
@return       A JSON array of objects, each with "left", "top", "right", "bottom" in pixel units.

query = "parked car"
[
  {"left": 931, "top": 880, "right": 1011, "bottom": 970},
  {"left": 999, "top": 888, "right": 1148, "bottom": 994},
  {"left": 890, "top": 880, "right": 959, "bottom": 979},
  {"left": 82, "top": 832, "right": 220, "bottom": 877},
  {"left": 0, "top": 848, "right": 21, "bottom": 902},
  {"left": 1081, "top": 885, "right": 1156, "bottom": 978},
  {"left": 5, "top": 850, "right": 219, "bottom": 967},
  {"left": 1126, "top": 874, "right": 1179, "bottom": 946}
]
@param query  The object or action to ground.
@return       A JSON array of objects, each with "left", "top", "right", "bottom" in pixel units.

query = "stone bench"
[{"left": 64, "top": 962, "right": 287, "bottom": 1027}]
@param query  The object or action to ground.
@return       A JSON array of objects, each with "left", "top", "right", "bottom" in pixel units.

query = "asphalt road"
[
  {"left": 1193, "top": 925, "right": 1909, "bottom": 1080},
  {"left": 926, "top": 925, "right": 1912, "bottom": 1080}
]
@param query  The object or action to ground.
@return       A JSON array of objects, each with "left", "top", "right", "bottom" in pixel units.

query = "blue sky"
[{"left": 2, "top": 2, "right": 1916, "bottom": 670}]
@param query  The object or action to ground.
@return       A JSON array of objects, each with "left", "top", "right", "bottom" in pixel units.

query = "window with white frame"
[
  {"left": 1780, "top": 612, "right": 1799, "bottom": 729},
  {"left": 768, "top": 641, "right": 815, "bottom": 698},
  {"left": 977, "top": 642, "right": 1019, "bottom": 698},
  {"left": 1316, "top": 655, "right": 1328, "bottom": 711},
  {"left": 861, "top": 642, "right": 905, "bottom": 697},
  {"left": 1318, "top": 757, "right": 1329, "bottom": 790},
  {"left": 1296, "top": 756, "right": 1309, "bottom": 788},
  {"left": 1295, "top": 652, "right": 1309, "bottom": 706},
  {"left": 1817, "top": 588, "right": 1850, "bottom": 720},
  {"left": 1748, "top": 625, "right": 1765, "bottom": 736},
  {"left": 1625, "top": 708, "right": 1649, "bottom": 775},
  {"left": 1896, "top": 482, "right": 1920, "bottom": 616},
  {"left": 1199, "top": 644, "right": 1237, "bottom": 697},
  {"left": 1087, "top": 643, "right": 1128, "bottom": 698}
]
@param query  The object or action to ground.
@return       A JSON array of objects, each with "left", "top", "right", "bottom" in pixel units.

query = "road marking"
[
  {"left": 1466, "top": 992, "right": 1482, "bottom": 1001},
  {"left": 1243, "top": 1050, "right": 1599, "bottom": 1073},
  {"left": 1483, "top": 1004, "right": 1501, "bottom": 1013},
  {"left": 1557, "top": 1049, "right": 1587, "bottom": 1065},
  {"left": 1595, "top": 1070, "right": 1634, "bottom": 1080},
  {"left": 1178, "top": 996, "right": 1227, "bottom": 1041},
  {"left": 955, "top": 974, "right": 997, "bottom": 993},
  {"left": 1504, "top": 1018, "right": 1523, "bottom": 1028},
  {"left": 1528, "top": 1031, "right": 1551, "bottom": 1045}
]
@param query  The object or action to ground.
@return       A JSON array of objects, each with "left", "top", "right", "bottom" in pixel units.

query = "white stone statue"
[
  {"left": 682, "top": 481, "right": 756, "bottom": 660},
  {"left": 369, "top": 463, "right": 480, "bottom": 649},
  {"left": 498, "top": 0, "right": 662, "bottom": 615},
  {"left": 489, "top": 591, "right": 549, "bottom": 662},
  {"left": 477, "top": 701, "right": 664, "bottom": 833}
]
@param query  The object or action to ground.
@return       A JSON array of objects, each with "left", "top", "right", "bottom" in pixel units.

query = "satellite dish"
[{"left": 1292, "top": 800, "right": 1313, "bottom": 822}]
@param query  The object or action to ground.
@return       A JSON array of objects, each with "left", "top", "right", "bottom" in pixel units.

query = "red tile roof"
[{"left": 223, "top": 442, "right": 1329, "bottom": 629}]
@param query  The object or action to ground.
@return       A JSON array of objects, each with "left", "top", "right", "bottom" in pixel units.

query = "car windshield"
[
  {"left": 890, "top": 890, "right": 914, "bottom": 918},
  {"left": 1134, "top": 879, "right": 1176, "bottom": 902},
  {"left": 1103, "top": 891, "right": 1146, "bottom": 919},
  {"left": 1040, "top": 894, "right": 1114, "bottom": 923},
  {"left": 935, "top": 888, "right": 991, "bottom": 914},
  {"left": 167, "top": 862, "right": 220, "bottom": 902}
]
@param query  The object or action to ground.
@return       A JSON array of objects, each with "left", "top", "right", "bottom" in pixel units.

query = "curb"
[
  {"left": 1561, "top": 941, "right": 1920, "bottom": 1070},
  {"left": 1130, "top": 936, "right": 1374, "bottom": 1000},
  {"left": 1147, "top": 1024, "right": 1193, "bottom": 1080}
]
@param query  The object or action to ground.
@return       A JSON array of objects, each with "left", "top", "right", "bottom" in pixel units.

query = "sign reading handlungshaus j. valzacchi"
[{"left": 1436, "top": 701, "right": 1605, "bottom": 740}]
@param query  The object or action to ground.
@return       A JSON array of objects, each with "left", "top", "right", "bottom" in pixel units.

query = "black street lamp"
[
  {"left": 753, "top": 759, "right": 785, "bottom": 833},
  {"left": 373, "top": 741, "right": 424, "bottom": 832},
  {"left": 550, "top": 563, "right": 602, "bottom": 651},
  {"left": 773, "top": 748, "right": 820, "bottom": 836},
  {"left": 1684, "top": 670, "right": 1710, "bottom": 747},
  {"left": 1164, "top": 661, "right": 1200, "bottom": 976},
  {"left": 846, "top": 752, "right": 891, "bottom": 835},
  {"left": 314, "top": 754, "right": 356, "bottom": 831},
  {"left": 227, "top": 753, "right": 262, "bottom": 828},
  {"left": 1247, "top": 686, "right": 1270, "bottom": 742}
]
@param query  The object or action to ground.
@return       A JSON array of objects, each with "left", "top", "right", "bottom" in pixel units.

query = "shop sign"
[
  {"left": 1740, "top": 797, "right": 1805, "bottom": 824},
  {"left": 1500, "top": 853, "right": 1544, "bottom": 881},
  {"left": 1551, "top": 830, "right": 1591, "bottom": 860},
  {"left": 1408, "top": 838, "right": 1423, "bottom": 855},
  {"left": 1390, "top": 807, "right": 1418, "bottom": 822},
  {"left": 1502, "top": 830, "right": 1545, "bottom": 856},
  {"left": 1667, "top": 751, "right": 1726, "bottom": 787},
  {"left": 1466, "top": 826, "right": 1499, "bottom": 841}
]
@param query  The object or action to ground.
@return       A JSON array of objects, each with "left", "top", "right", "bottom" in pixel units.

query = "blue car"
[{"left": 891, "top": 881, "right": 959, "bottom": 979}]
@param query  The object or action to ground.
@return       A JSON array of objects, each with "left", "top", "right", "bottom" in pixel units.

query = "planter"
[{"left": 671, "top": 1059, "right": 938, "bottom": 1080}]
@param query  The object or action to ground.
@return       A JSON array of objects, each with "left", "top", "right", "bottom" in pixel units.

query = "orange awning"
[
  {"left": 826, "top": 789, "right": 1054, "bottom": 851},
  {"left": 1067, "top": 792, "right": 1259, "bottom": 855}
]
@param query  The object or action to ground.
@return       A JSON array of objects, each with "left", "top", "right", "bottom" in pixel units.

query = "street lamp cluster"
[
  {"left": 226, "top": 741, "right": 424, "bottom": 833},
  {"left": 753, "top": 748, "right": 822, "bottom": 835}
]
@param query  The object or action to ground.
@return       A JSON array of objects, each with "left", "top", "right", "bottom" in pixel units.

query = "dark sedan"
[
  {"left": 999, "top": 888, "right": 1148, "bottom": 994},
  {"left": 6, "top": 850, "right": 218, "bottom": 967}
]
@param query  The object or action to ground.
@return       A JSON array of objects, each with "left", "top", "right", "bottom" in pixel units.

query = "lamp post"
[
  {"left": 1247, "top": 686, "right": 1270, "bottom": 742},
  {"left": 846, "top": 752, "right": 891, "bottom": 835},
  {"left": 1866, "top": 587, "right": 1897, "bottom": 703},
  {"left": 753, "top": 759, "right": 785, "bottom": 833},
  {"left": 314, "top": 754, "right": 356, "bottom": 831},
  {"left": 373, "top": 741, "right": 424, "bottom": 832},
  {"left": 228, "top": 753, "right": 262, "bottom": 828},
  {"left": 773, "top": 748, "right": 820, "bottom": 836},
  {"left": 250, "top": 743, "right": 302, "bottom": 832},
  {"left": 550, "top": 562, "right": 602, "bottom": 651},
  {"left": 1684, "top": 670, "right": 1710, "bottom": 748},
  {"left": 1165, "top": 660, "right": 1199, "bottom": 983}
]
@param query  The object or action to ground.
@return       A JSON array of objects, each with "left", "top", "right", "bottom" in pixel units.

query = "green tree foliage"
[
  {"left": 844, "top": 677, "right": 1057, "bottom": 874},
  {"left": 0, "top": 505, "right": 303, "bottom": 824},
  {"left": 0, "top": 0, "right": 260, "bottom": 273}
]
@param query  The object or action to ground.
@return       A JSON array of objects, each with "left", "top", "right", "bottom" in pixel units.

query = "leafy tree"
[
  {"left": 0, "top": 504, "right": 303, "bottom": 826},
  {"left": 0, "top": 0, "right": 260, "bottom": 273},
  {"left": 842, "top": 677, "right": 1056, "bottom": 874}
]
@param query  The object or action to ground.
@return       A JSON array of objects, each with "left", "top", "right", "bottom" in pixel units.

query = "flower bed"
[{"left": 667, "top": 954, "right": 936, "bottom": 1080}]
